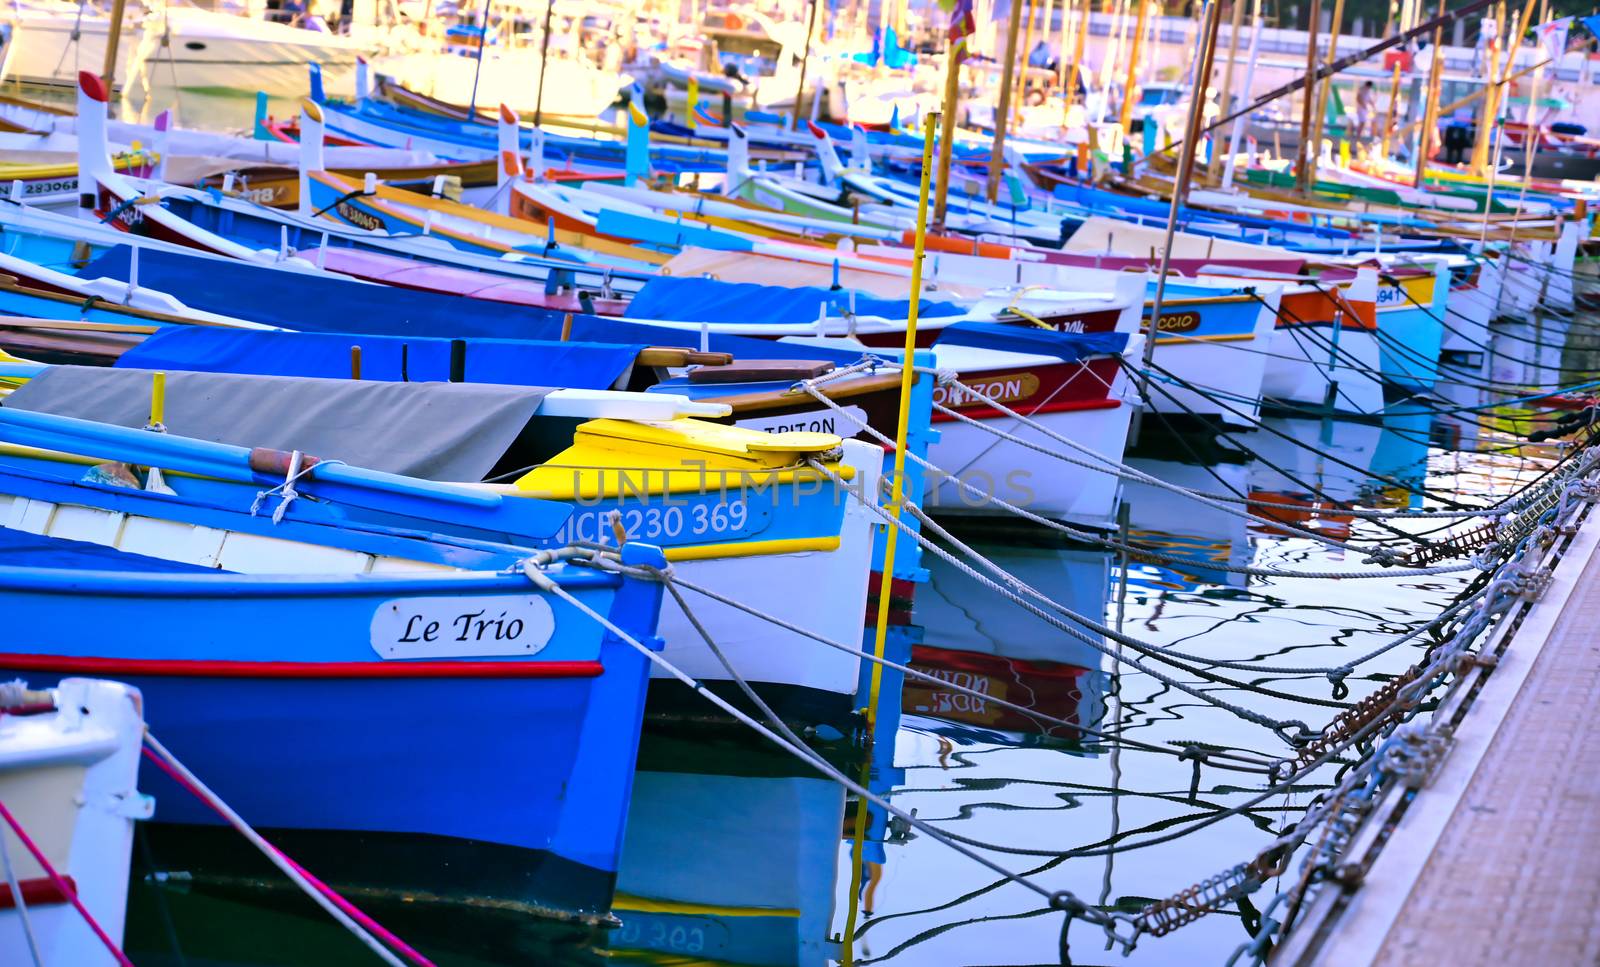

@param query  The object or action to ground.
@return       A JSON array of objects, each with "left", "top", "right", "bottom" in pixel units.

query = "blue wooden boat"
[
  {"left": 0, "top": 357, "right": 905, "bottom": 734},
  {"left": 58, "top": 72, "right": 651, "bottom": 294},
  {"left": 0, "top": 405, "right": 669, "bottom": 922}
]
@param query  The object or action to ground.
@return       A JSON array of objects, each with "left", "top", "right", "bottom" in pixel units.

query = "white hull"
[
  {"left": 1262, "top": 325, "right": 1386, "bottom": 416},
  {"left": 650, "top": 439, "right": 881, "bottom": 702},
  {"left": 370, "top": 51, "right": 625, "bottom": 118},
  {"left": 5, "top": 9, "right": 362, "bottom": 98},
  {"left": 0, "top": 678, "right": 149, "bottom": 967},
  {"left": 924, "top": 396, "right": 1136, "bottom": 526}
]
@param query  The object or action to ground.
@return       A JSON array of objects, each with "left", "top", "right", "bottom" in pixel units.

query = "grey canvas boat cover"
[{"left": 5, "top": 366, "right": 552, "bottom": 482}]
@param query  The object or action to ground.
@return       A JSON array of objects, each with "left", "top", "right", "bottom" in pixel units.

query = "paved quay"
[{"left": 1303, "top": 499, "right": 1600, "bottom": 966}]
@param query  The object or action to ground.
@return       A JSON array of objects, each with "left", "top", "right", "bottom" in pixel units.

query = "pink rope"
[
  {"left": 0, "top": 796, "right": 136, "bottom": 967},
  {"left": 140, "top": 747, "right": 437, "bottom": 967}
]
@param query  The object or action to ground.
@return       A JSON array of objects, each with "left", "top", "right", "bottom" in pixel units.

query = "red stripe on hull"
[
  {"left": 0, "top": 654, "right": 605, "bottom": 680},
  {"left": 932, "top": 397, "right": 1121, "bottom": 423},
  {"left": 930, "top": 356, "right": 1122, "bottom": 421},
  {"left": 0, "top": 875, "right": 77, "bottom": 910}
]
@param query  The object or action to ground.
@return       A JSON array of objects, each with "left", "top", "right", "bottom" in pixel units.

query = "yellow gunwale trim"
[
  {"left": 663, "top": 536, "right": 841, "bottom": 562},
  {"left": 611, "top": 893, "right": 801, "bottom": 918}
]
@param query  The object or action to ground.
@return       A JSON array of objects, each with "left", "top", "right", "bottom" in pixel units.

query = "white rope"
[
  {"left": 141, "top": 733, "right": 408, "bottom": 967},
  {"left": 0, "top": 822, "right": 43, "bottom": 967}
]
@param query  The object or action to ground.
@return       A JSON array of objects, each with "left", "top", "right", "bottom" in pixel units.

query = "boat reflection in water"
[
  {"left": 1125, "top": 456, "right": 1254, "bottom": 591},
  {"left": 611, "top": 733, "right": 847, "bottom": 966},
  {"left": 905, "top": 532, "right": 1112, "bottom": 745}
]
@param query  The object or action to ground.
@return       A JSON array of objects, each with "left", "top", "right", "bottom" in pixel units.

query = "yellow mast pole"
[
  {"left": 1295, "top": 0, "right": 1322, "bottom": 191},
  {"left": 864, "top": 109, "right": 938, "bottom": 734},
  {"left": 985, "top": 0, "right": 1026, "bottom": 200},
  {"left": 1412, "top": 0, "right": 1447, "bottom": 188},
  {"left": 101, "top": 0, "right": 130, "bottom": 94},
  {"left": 1117, "top": 0, "right": 1152, "bottom": 134}
]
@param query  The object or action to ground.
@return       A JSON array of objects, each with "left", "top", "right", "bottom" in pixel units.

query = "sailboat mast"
[
  {"left": 1221, "top": 0, "right": 1264, "bottom": 188},
  {"left": 1306, "top": 0, "right": 1347, "bottom": 183},
  {"left": 934, "top": 0, "right": 973, "bottom": 224},
  {"left": 1206, "top": 0, "right": 1247, "bottom": 179},
  {"left": 1116, "top": 0, "right": 1150, "bottom": 134},
  {"left": 984, "top": 0, "right": 1026, "bottom": 201},
  {"left": 533, "top": 0, "right": 556, "bottom": 126},
  {"left": 1412, "top": 0, "right": 1447, "bottom": 187},
  {"left": 1295, "top": 0, "right": 1322, "bottom": 191},
  {"left": 791, "top": 0, "right": 821, "bottom": 128},
  {"left": 101, "top": 0, "right": 130, "bottom": 92},
  {"left": 1061, "top": 0, "right": 1088, "bottom": 122},
  {"left": 1471, "top": 0, "right": 1536, "bottom": 172},
  {"left": 1133, "top": 0, "right": 1222, "bottom": 446}
]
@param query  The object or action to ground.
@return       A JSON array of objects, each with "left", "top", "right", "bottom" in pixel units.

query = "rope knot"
[
  {"left": 1049, "top": 891, "right": 1087, "bottom": 916},
  {"left": 1326, "top": 669, "right": 1351, "bottom": 701},
  {"left": 1360, "top": 546, "right": 1404, "bottom": 567}
]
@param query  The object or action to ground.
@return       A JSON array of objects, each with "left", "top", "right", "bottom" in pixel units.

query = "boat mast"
[
  {"left": 533, "top": 0, "right": 555, "bottom": 126},
  {"left": 1220, "top": 0, "right": 1263, "bottom": 188},
  {"left": 933, "top": 0, "right": 972, "bottom": 225},
  {"left": 1011, "top": 0, "right": 1043, "bottom": 132},
  {"left": 1412, "top": 0, "right": 1446, "bottom": 188},
  {"left": 1131, "top": 0, "right": 1220, "bottom": 446},
  {"left": 790, "top": 0, "right": 821, "bottom": 128},
  {"left": 1306, "top": 0, "right": 1348, "bottom": 184},
  {"left": 1060, "top": 0, "right": 1088, "bottom": 123},
  {"left": 101, "top": 0, "right": 130, "bottom": 95},
  {"left": 1295, "top": 0, "right": 1322, "bottom": 191},
  {"left": 467, "top": 0, "right": 495, "bottom": 121},
  {"left": 1471, "top": 0, "right": 1536, "bottom": 173},
  {"left": 1206, "top": 0, "right": 1247, "bottom": 180},
  {"left": 1115, "top": 0, "right": 1150, "bottom": 134},
  {"left": 983, "top": 0, "right": 1026, "bottom": 201}
]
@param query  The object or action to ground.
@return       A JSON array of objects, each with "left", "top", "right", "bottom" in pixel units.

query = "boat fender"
[{"left": 249, "top": 447, "right": 323, "bottom": 477}]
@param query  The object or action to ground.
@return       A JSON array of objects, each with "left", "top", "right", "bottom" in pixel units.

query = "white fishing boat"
[
  {"left": 0, "top": 678, "right": 150, "bottom": 967},
  {"left": 2, "top": 2, "right": 365, "bottom": 98}
]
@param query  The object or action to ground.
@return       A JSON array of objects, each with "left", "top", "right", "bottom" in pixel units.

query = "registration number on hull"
[{"left": 552, "top": 499, "right": 758, "bottom": 547}]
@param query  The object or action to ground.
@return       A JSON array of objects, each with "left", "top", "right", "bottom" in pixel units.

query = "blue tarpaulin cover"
[
  {"left": 117, "top": 327, "right": 645, "bottom": 390},
  {"left": 935, "top": 322, "right": 1129, "bottom": 362},
  {"left": 623, "top": 275, "right": 965, "bottom": 326}
]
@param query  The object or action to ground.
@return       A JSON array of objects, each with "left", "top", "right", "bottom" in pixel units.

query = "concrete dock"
[{"left": 1284, "top": 488, "right": 1600, "bottom": 966}]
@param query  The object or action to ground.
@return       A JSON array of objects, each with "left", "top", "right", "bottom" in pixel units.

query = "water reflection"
[
  {"left": 116, "top": 399, "right": 1555, "bottom": 967},
  {"left": 612, "top": 733, "right": 847, "bottom": 967},
  {"left": 908, "top": 535, "right": 1110, "bottom": 745}
]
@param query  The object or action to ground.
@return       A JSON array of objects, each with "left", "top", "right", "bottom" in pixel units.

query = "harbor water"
[{"left": 114, "top": 386, "right": 1559, "bottom": 966}]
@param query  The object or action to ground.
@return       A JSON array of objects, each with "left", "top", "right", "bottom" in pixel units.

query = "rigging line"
[
  {"left": 1381, "top": 272, "right": 1600, "bottom": 366},
  {"left": 902, "top": 498, "right": 1476, "bottom": 685},
  {"left": 1138, "top": 356, "right": 1481, "bottom": 508},
  {"left": 917, "top": 368, "right": 1492, "bottom": 519},
  {"left": 806, "top": 381, "right": 1478, "bottom": 570},
  {"left": 661, "top": 569, "right": 1280, "bottom": 770},
  {"left": 829, "top": 463, "right": 1356, "bottom": 721},
  {"left": 1310, "top": 280, "right": 1598, "bottom": 390},
  {"left": 541, "top": 563, "right": 1127, "bottom": 937},
  {"left": 1125, "top": 362, "right": 1470, "bottom": 543}
]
